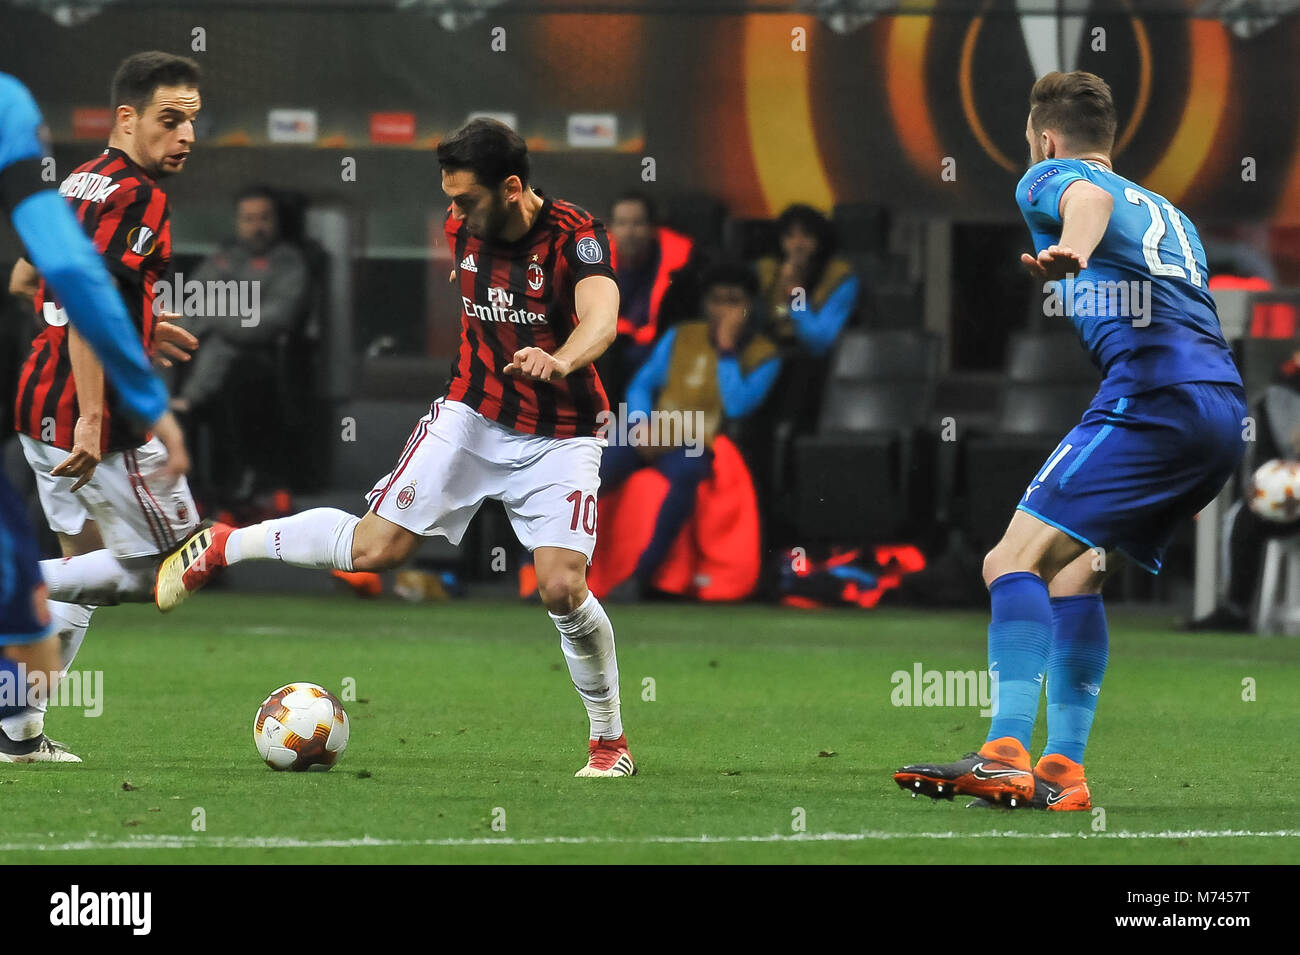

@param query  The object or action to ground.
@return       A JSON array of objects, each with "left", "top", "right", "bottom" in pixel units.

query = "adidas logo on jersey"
[{"left": 460, "top": 254, "right": 478, "bottom": 273}]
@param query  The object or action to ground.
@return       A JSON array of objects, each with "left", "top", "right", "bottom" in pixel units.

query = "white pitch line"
[{"left": 0, "top": 829, "right": 1298, "bottom": 852}]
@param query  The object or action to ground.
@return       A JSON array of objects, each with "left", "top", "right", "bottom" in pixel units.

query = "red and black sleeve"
[{"left": 561, "top": 217, "right": 617, "bottom": 285}]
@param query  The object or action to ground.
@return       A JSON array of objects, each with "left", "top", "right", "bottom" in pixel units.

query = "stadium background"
[{"left": 3, "top": 0, "right": 1298, "bottom": 610}]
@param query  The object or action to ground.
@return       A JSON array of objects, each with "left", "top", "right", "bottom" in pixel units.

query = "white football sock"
[
  {"left": 39, "top": 551, "right": 155, "bottom": 604},
  {"left": 224, "top": 510, "right": 359, "bottom": 571},
  {"left": 0, "top": 707, "right": 44, "bottom": 741},
  {"left": 52, "top": 601, "right": 95, "bottom": 670},
  {"left": 550, "top": 593, "right": 623, "bottom": 740},
  {"left": 0, "top": 602, "right": 96, "bottom": 741}
]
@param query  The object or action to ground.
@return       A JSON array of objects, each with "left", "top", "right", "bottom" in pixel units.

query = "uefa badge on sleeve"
[{"left": 575, "top": 236, "right": 603, "bottom": 264}]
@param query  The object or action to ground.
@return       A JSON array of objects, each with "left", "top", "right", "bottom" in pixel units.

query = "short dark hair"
[
  {"left": 776, "top": 204, "right": 836, "bottom": 256},
  {"left": 611, "top": 190, "right": 657, "bottom": 224},
  {"left": 700, "top": 261, "right": 757, "bottom": 299},
  {"left": 110, "top": 51, "right": 201, "bottom": 113},
  {"left": 436, "top": 118, "right": 529, "bottom": 189},
  {"left": 1029, "top": 70, "right": 1117, "bottom": 153},
  {"left": 234, "top": 184, "right": 278, "bottom": 207}
]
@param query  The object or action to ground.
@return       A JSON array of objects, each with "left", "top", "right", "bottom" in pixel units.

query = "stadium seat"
[
  {"left": 330, "top": 399, "right": 433, "bottom": 491},
  {"left": 831, "top": 201, "right": 890, "bottom": 253},
  {"left": 958, "top": 382, "right": 1095, "bottom": 550},
  {"left": 995, "top": 382, "right": 1096, "bottom": 436},
  {"left": 662, "top": 192, "right": 728, "bottom": 248},
  {"left": 818, "top": 379, "right": 933, "bottom": 432},
  {"left": 1005, "top": 331, "right": 1102, "bottom": 385},
  {"left": 828, "top": 329, "right": 940, "bottom": 383},
  {"left": 723, "top": 217, "right": 779, "bottom": 261},
  {"left": 789, "top": 368, "right": 938, "bottom": 541},
  {"left": 1237, "top": 336, "right": 1299, "bottom": 407},
  {"left": 866, "top": 281, "right": 925, "bottom": 329}
]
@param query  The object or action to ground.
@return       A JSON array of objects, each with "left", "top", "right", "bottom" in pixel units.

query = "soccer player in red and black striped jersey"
[
  {"left": 159, "top": 119, "right": 636, "bottom": 777},
  {"left": 6, "top": 52, "right": 203, "bottom": 760}
]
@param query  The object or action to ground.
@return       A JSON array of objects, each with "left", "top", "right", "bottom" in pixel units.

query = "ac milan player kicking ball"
[{"left": 157, "top": 119, "right": 634, "bottom": 777}]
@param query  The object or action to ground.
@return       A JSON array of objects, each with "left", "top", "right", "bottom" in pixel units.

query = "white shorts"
[
  {"left": 366, "top": 398, "right": 604, "bottom": 559},
  {"left": 19, "top": 433, "right": 200, "bottom": 559}
]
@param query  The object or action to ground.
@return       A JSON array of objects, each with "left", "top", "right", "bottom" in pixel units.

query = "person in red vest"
[{"left": 600, "top": 191, "right": 694, "bottom": 404}]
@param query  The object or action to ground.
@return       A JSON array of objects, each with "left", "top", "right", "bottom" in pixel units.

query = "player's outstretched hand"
[
  {"left": 504, "top": 346, "right": 571, "bottom": 382},
  {"left": 51, "top": 415, "right": 103, "bottom": 492},
  {"left": 1020, "top": 244, "right": 1088, "bottom": 282},
  {"left": 152, "top": 313, "right": 199, "bottom": 368}
]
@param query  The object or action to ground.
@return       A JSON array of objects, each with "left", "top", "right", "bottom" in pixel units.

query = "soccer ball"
[
  {"left": 254, "top": 683, "right": 350, "bottom": 772},
  {"left": 1249, "top": 459, "right": 1300, "bottom": 523}
]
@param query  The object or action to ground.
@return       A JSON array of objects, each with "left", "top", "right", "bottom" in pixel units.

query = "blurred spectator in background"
[
  {"left": 756, "top": 204, "right": 860, "bottom": 359},
  {"left": 174, "top": 184, "right": 309, "bottom": 502},
  {"left": 602, "top": 262, "right": 780, "bottom": 598},
  {"left": 1188, "top": 346, "right": 1300, "bottom": 631},
  {"left": 743, "top": 205, "right": 861, "bottom": 525},
  {"left": 600, "top": 191, "right": 694, "bottom": 404}
]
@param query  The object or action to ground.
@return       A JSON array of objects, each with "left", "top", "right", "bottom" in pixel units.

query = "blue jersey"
[
  {"left": 1017, "top": 158, "right": 1242, "bottom": 401},
  {"left": 0, "top": 72, "right": 166, "bottom": 425}
]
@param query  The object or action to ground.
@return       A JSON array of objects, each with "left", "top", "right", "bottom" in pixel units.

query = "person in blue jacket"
[{"left": 601, "top": 263, "right": 781, "bottom": 598}]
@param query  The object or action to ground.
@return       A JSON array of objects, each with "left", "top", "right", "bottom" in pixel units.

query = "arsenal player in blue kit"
[
  {"left": 894, "top": 72, "right": 1246, "bottom": 810},
  {"left": 158, "top": 119, "right": 635, "bottom": 777}
]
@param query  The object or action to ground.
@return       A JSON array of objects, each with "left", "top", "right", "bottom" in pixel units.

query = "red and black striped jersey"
[
  {"left": 444, "top": 193, "right": 616, "bottom": 438},
  {"left": 14, "top": 147, "right": 170, "bottom": 452}
]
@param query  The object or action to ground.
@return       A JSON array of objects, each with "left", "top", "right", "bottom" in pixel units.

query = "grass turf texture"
[{"left": 1, "top": 594, "right": 1297, "bottom": 864}]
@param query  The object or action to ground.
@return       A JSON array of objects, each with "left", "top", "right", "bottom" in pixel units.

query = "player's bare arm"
[
  {"left": 8, "top": 256, "right": 38, "bottom": 301},
  {"left": 1020, "top": 180, "right": 1113, "bottom": 280},
  {"left": 503, "top": 274, "right": 618, "bottom": 382},
  {"left": 52, "top": 326, "right": 105, "bottom": 492}
]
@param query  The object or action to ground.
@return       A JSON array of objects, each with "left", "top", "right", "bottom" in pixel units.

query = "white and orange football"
[
  {"left": 1249, "top": 459, "right": 1300, "bottom": 524},
  {"left": 253, "top": 683, "right": 350, "bottom": 772}
]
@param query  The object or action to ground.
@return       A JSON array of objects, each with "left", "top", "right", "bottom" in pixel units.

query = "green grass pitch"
[{"left": 2, "top": 594, "right": 1297, "bottom": 864}]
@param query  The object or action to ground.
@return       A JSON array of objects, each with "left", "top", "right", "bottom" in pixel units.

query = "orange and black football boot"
[
  {"left": 1027, "top": 753, "right": 1091, "bottom": 810},
  {"left": 894, "top": 736, "right": 1035, "bottom": 808},
  {"left": 965, "top": 752, "right": 1092, "bottom": 810}
]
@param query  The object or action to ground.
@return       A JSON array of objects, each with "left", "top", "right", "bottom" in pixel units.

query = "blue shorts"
[
  {"left": 1017, "top": 381, "right": 1247, "bottom": 574},
  {"left": 0, "top": 472, "right": 52, "bottom": 646}
]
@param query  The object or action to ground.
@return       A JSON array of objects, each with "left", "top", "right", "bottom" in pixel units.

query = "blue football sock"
[
  {"left": 985, "top": 571, "right": 1052, "bottom": 749},
  {"left": 1044, "top": 594, "right": 1109, "bottom": 764}
]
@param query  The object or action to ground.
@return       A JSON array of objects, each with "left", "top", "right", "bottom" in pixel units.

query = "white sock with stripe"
[
  {"left": 550, "top": 593, "right": 623, "bottom": 741},
  {"left": 224, "top": 509, "right": 358, "bottom": 571}
]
